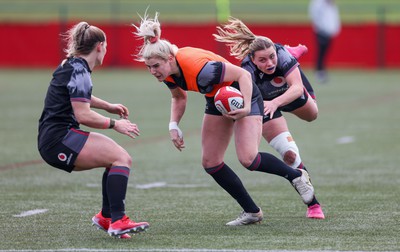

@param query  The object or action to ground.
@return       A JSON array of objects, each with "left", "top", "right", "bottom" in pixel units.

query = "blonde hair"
[
  {"left": 133, "top": 11, "right": 178, "bottom": 62},
  {"left": 214, "top": 17, "right": 275, "bottom": 60},
  {"left": 63, "top": 22, "right": 105, "bottom": 58}
]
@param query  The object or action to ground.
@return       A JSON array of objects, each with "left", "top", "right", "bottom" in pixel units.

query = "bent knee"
[
  {"left": 202, "top": 159, "right": 223, "bottom": 169},
  {"left": 310, "top": 112, "right": 318, "bottom": 121},
  {"left": 240, "top": 159, "right": 253, "bottom": 169},
  {"left": 304, "top": 111, "right": 318, "bottom": 122},
  {"left": 283, "top": 150, "right": 297, "bottom": 166},
  {"left": 239, "top": 154, "right": 259, "bottom": 170},
  {"left": 202, "top": 153, "right": 225, "bottom": 169},
  {"left": 115, "top": 149, "right": 132, "bottom": 167}
]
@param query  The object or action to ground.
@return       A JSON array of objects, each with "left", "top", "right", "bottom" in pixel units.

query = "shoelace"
[
  {"left": 120, "top": 216, "right": 130, "bottom": 223},
  {"left": 234, "top": 211, "right": 247, "bottom": 221},
  {"left": 295, "top": 178, "right": 310, "bottom": 194},
  {"left": 237, "top": 211, "right": 257, "bottom": 221}
]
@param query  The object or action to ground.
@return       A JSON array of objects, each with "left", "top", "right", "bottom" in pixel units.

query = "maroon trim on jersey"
[{"left": 70, "top": 97, "right": 91, "bottom": 103}]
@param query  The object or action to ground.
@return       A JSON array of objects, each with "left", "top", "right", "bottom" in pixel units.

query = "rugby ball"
[{"left": 214, "top": 86, "right": 244, "bottom": 114}]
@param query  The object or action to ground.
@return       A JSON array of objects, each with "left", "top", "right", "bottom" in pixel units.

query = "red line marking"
[{"left": 0, "top": 159, "right": 44, "bottom": 172}]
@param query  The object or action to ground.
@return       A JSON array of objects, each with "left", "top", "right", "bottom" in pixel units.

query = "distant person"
[
  {"left": 37, "top": 21, "right": 149, "bottom": 239},
  {"left": 309, "top": 0, "right": 341, "bottom": 83},
  {"left": 214, "top": 17, "right": 325, "bottom": 219},
  {"left": 133, "top": 11, "right": 315, "bottom": 226}
]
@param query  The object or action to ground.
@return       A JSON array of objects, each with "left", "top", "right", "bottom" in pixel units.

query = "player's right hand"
[{"left": 170, "top": 129, "right": 185, "bottom": 151}]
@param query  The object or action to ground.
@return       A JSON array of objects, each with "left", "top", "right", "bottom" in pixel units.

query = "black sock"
[
  {"left": 107, "top": 166, "right": 130, "bottom": 223},
  {"left": 101, "top": 167, "right": 111, "bottom": 218},
  {"left": 249, "top": 154, "right": 320, "bottom": 207},
  {"left": 308, "top": 196, "right": 319, "bottom": 207},
  {"left": 247, "top": 152, "right": 301, "bottom": 181},
  {"left": 205, "top": 163, "right": 259, "bottom": 213}
]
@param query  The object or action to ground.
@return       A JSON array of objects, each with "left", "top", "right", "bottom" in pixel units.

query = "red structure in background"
[{"left": 0, "top": 22, "right": 399, "bottom": 68}]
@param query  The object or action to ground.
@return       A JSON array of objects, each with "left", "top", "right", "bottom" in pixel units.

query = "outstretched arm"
[
  {"left": 91, "top": 95, "right": 129, "bottom": 119},
  {"left": 72, "top": 101, "right": 139, "bottom": 139}
]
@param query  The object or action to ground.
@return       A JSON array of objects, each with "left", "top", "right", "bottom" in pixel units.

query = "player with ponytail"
[
  {"left": 38, "top": 22, "right": 149, "bottom": 238},
  {"left": 214, "top": 17, "right": 324, "bottom": 219}
]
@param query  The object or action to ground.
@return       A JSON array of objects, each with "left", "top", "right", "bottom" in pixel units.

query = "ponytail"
[
  {"left": 63, "top": 22, "right": 105, "bottom": 58},
  {"left": 133, "top": 11, "right": 178, "bottom": 62},
  {"left": 214, "top": 17, "right": 275, "bottom": 60}
]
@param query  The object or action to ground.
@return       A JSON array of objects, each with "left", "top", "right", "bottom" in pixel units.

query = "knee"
[
  {"left": 239, "top": 158, "right": 253, "bottom": 169},
  {"left": 269, "top": 132, "right": 301, "bottom": 168},
  {"left": 125, "top": 155, "right": 133, "bottom": 168},
  {"left": 305, "top": 111, "right": 318, "bottom": 122},
  {"left": 202, "top": 154, "right": 224, "bottom": 169},
  {"left": 202, "top": 160, "right": 223, "bottom": 170},
  {"left": 116, "top": 149, "right": 132, "bottom": 167},
  {"left": 283, "top": 150, "right": 297, "bottom": 166},
  {"left": 202, "top": 160, "right": 210, "bottom": 169},
  {"left": 240, "top": 153, "right": 260, "bottom": 171}
]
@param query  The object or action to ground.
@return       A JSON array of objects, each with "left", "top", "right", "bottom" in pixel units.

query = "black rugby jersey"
[
  {"left": 38, "top": 57, "right": 92, "bottom": 150},
  {"left": 242, "top": 44, "right": 314, "bottom": 101}
]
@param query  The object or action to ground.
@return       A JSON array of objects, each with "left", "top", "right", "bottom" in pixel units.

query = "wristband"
[
  {"left": 102, "top": 118, "right": 110, "bottom": 129},
  {"left": 109, "top": 118, "right": 115, "bottom": 129},
  {"left": 168, "top": 121, "right": 183, "bottom": 138}
]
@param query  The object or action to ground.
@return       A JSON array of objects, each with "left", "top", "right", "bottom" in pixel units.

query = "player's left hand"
[
  {"left": 263, "top": 100, "right": 278, "bottom": 119},
  {"left": 114, "top": 119, "right": 140, "bottom": 139},
  {"left": 108, "top": 104, "right": 129, "bottom": 119},
  {"left": 224, "top": 106, "right": 250, "bottom": 120}
]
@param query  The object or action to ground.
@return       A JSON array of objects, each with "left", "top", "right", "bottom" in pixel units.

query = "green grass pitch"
[{"left": 0, "top": 68, "right": 399, "bottom": 251}]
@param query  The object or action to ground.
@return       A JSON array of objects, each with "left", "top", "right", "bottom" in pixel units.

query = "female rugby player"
[
  {"left": 214, "top": 17, "right": 325, "bottom": 219},
  {"left": 38, "top": 22, "right": 149, "bottom": 238}
]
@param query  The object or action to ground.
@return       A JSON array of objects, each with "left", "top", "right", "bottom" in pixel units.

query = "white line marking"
[
  {"left": 166, "top": 184, "right": 209, "bottom": 188},
  {"left": 13, "top": 208, "right": 48, "bottom": 217},
  {"left": 86, "top": 183, "right": 99, "bottom": 187},
  {"left": 87, "top": 182, "right": 209, "bottom": 189},
  {"left": 135, "top": 181, "right": 167, "bottom": 189},
  {"left": 0, "top": 249, "right": 385, "bottom": 252},
  {"left": 134, "top": 182, "right": 209, "bottom": 189},
  {"left": 336, "top": 136, "right": 355, "bottom": 144}
]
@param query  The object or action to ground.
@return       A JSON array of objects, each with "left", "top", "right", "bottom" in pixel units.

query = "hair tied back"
[{"left": 149, "top": 36, "right": 158, "bottom": 44}]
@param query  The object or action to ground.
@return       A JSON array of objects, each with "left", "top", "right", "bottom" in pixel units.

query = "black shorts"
[
  {"left": 38, "top": 128, "right": 89, "bottom": 173},
  {"left": 205, "top": 82, "right": 264, "bottom": 116},
  {"left": 263, "top": 88, "right": 309, "bottom": 123}
]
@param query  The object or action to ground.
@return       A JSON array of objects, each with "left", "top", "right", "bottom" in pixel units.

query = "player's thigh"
[
  {"left": 262, "top": 116, "right": 289, "bottom": 143},
  {"left": 74, "top": 132, "right": 130, "bottom": 170},
  {"left": 201, "top": 114, "right": 233, "bottom": 167},
  {"left": 234, "top": 115, "right": 262, "bottom": 166},
  {"left": 292, "top": 98, "right": 318, "bottom": 122}
]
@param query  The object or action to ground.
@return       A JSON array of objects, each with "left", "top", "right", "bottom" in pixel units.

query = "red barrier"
[{"left": 0, "top": 22, "right": 399, "bottom": 68}]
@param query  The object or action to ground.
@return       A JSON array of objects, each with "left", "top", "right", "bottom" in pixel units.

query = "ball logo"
[
  {"left": 229, "top": 97, "right": 244, "bottom": 109},
  {"left": 58, "top": 153, "right": 67, "bottom": 162},
  {"left": 270, "top": 76, "right": 286, "bottom": 87}
]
